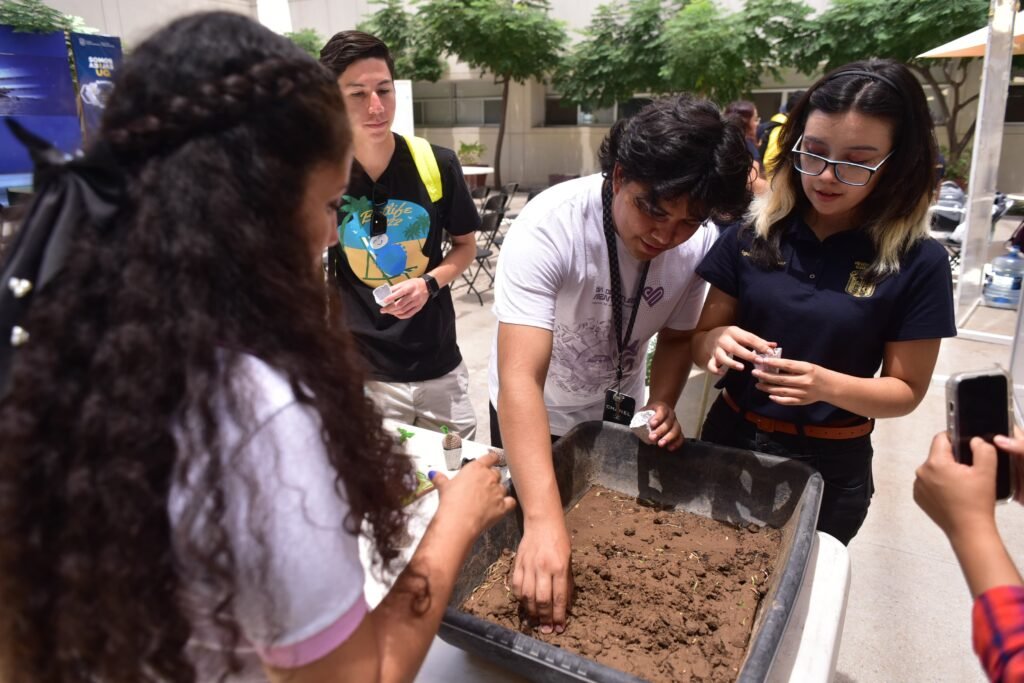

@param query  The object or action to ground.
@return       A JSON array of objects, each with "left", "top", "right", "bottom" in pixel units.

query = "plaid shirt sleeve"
[{"left": 973, "top": 585, "right": 1024, "bottom": 682}]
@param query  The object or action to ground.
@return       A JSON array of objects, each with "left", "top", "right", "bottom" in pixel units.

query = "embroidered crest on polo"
[
  {"left": 7, "top": 278, "right": 32, "bottom": 298},
  {"left": 845, "top": 262, "right": 876, "bottom": 298},
  {"left": 10, "top": 326, "right": 29, "bottom": 347}
]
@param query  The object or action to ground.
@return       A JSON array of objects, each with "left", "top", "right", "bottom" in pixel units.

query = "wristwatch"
[{"left": 422, "top": 273, "right": 440, "bottom": 299}]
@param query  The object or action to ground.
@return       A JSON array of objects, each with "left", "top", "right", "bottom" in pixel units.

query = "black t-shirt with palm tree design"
[{"left": 330, "top": 133, "right": 479, "bottom": 382}]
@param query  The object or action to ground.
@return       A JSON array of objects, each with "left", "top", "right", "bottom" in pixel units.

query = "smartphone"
[{"left": 946, "top": 368, "right": 1015, "bottom": 501}]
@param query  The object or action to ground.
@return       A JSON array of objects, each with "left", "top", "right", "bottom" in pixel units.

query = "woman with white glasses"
[{"left": 691, "top": 59, "right": 955, "bottom": 544}]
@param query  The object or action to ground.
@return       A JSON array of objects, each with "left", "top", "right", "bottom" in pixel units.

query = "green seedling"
[
  {"left": 397, "top": 427, "right": 415, "bottom": 445},
  {"left": 400, "top": 470, "right": 435, "bottom": 506}
]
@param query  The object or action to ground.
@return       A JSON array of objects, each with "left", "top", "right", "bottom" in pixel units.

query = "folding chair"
[
  {"left": 460, "top": 211, "right": 502, "bottom": 305},
  {"left": 470, "top": 185, "right": 490, "bottom": 210},
  {"left": 495, "top": 188, "right": 541, "bottom": 248},
  {"left": 499, "top": 182, "right": 519, "bottom": 207},
  {"left": 479, "top": 192, "right": 506, "bottom": 219}
]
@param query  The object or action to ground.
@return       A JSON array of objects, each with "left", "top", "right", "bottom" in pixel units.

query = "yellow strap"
[{"left": 403, "top": 135, "right": 443, "bottom": 203}]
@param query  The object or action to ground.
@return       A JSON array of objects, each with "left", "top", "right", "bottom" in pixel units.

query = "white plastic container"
[{"left": 984, "top": 245, "right": 1024, "bottom": 310}]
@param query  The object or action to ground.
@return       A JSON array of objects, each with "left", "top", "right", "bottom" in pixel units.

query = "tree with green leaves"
[
  {"left": 660, "top": 0, "right": 811, "bottom": 104},
  {"left": 790, "top": 0, "right": 989, "bottom": 171},
  {"left": 418, "top": 0, "right": 566, "bottom": 185},
  {"left": 284, "top": 28, "right": 324, "bottom": 59},
  {"left": 0, "top": 0, "right": 73, "bottom": 33},
  {"left": 358, "top": 0, "right": 444, "bottom": 82},
  {"left": 555, "top": 0, "right": 810, "bottom": 109},
  {"left": 553, "top": 0, "right": 670, "bottom": 110}
]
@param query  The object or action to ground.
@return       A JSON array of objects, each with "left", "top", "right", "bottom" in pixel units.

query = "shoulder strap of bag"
[
  {"left": 758, "top": 120, "right": 781, "bottom": 160},
  {"left": 403, "top": 135, "right": 443, "bottom": 203}
]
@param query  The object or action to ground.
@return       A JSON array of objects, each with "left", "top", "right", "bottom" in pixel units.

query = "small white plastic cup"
[
  {"left": 444, "top": 446, "right": 462, "bottom": 470},
  {"left": 629, "top": 409, "right": 657, "bottom": 444},
  {"left": 755, "top": 347, "right": 783, "bottom": 374},
  {"left": 373, "top": 284, "right": 392, "bottom": 306}
]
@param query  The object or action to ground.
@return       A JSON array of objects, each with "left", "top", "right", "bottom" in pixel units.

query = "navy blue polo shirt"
[{"left": 697, "top": 220, "right": 956, "bottom": 424}]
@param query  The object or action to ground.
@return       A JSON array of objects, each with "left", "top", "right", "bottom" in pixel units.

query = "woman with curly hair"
[
  {"left": 0, "top": 11, "right": 514, "bottom": 683},
  {"left": 693, "top": 60, "right": 956, "bottom": 545}
]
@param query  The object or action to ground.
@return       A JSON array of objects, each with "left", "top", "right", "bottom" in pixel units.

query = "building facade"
[{"left": 38, "top": 0, "right": 1024, "bottom": 192}]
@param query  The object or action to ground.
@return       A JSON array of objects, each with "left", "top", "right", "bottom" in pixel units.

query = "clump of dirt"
[{"left": 460, "top": 485, "right": 782, "bottom": 683}]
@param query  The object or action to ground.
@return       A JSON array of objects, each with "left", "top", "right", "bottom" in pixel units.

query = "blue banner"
[
  {"left": 0, "top": 26, "right": 82, "bottom": 175},
  {"left": 69, "top": 32, "right": 121, "bottom": 141}
]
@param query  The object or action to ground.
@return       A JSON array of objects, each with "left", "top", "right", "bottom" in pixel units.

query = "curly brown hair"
[{"left": 0, "top": 12, "right": 413, "bottom": 682}]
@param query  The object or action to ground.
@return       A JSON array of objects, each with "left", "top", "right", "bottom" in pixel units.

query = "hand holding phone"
[{"left": 946, "top": 369, "right": 1016, "bottom": 501}]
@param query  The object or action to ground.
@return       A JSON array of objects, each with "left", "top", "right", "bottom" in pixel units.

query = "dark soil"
[{"left": 460, "top": 485, "right": 783, "bottom": 683}]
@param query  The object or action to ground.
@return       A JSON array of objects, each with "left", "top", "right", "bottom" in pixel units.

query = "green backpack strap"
[{"left": 403, "top": 134, "right": 443, "bottom": 203}]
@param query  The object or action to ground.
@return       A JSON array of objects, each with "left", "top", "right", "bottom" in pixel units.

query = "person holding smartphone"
[
  {"left": 915, "top": 432, "right": 1024, "bottom": 682},
  {"left": 691, "top": 59, "right": 957, "bottom": 545},
  {"left": 0, "top": 13, "right": 514, "bottom": 682}
]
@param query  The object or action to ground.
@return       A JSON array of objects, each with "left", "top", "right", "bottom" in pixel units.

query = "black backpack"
[{"left": 757, "top": 120, "right": 783, "bottom": 162}]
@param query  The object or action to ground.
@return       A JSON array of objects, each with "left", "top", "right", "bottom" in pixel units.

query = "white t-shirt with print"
[
  {"left": 488, "top": 174, "right": 716, "bottom": 437},
  {"left": 170, "top": 354, "right": 366, "bottom": 681}
]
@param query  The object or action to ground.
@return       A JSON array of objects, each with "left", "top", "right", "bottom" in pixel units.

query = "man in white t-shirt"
[{"left": 490, "top": 95, "right": 752, "bottom": 634}]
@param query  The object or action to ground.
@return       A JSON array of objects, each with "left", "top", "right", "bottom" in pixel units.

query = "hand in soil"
[
  {"left": 463, "top": 486, "right": 782, "bottom": 683},
  {"left": 511, "top": 517, "right": 574, "bottom": 632},
  {"left": 641, "top": 400, "right": 684, "bottom": 450},
  {"left": 432, "top": 452, "right": 516, "bottom": 538}
]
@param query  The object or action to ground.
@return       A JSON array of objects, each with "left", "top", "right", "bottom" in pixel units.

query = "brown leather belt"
[{"left": 721, "top": 390, "right": 874, "bottom": 440}]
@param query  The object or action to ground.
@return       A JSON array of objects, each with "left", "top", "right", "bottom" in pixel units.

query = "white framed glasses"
[{"left": 790, "top": 135, "right": 894, "bottom": 187}]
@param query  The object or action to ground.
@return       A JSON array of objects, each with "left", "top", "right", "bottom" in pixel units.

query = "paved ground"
[{"left": 446, "top": 200, "right": 1024, "bottom": 682}]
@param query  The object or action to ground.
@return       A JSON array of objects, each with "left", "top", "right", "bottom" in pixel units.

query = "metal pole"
[{"left": 954, "top": 0, "right": 1019, "bottom": 343}]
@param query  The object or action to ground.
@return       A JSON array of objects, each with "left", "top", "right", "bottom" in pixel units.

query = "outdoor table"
[
  {"left": 460, "top": 165, "right": 493, "bottom": 190},
  {"left": 460, "top": 165, "right": 494, "bottom": 179},
  {"left": 361, "top": 422, "right": 850, "bottom": 683}
]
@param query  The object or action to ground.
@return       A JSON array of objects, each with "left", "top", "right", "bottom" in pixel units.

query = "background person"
[
  {"left": 0, "top": 13, "right": 513, "bottom": 683},
  {"left": 692, "top": 59, "right": 955, "bottom": 545},
  {"left": 492, "top": 95, "right": 751, "bottom": 632},
  {"left": 320, "top": 31, "right": 480, "bottom": 439},
  {"left": 724, "top": 99, "right": 768, "bottom": 195},
  {"left": 915, "top": 432, "right": 1024, "bottom": 682},
  {"left": 760, "top": 90, "right": 805, "bottom": 176}
]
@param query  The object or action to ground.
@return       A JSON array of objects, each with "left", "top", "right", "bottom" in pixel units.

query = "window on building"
[
  {"left": 543, "top": 92, "right": 653, "bottom": 126},
  {"left": 412, "top": 80, "right": 503, "bottom": 126},
  {"left": 545, "top": 96, "right": 577, "bottom": 125},
  {"left": 751, "top": 92, "right": 782, "bottom": 121},
  {"left": 617, "top": 97, "right": 653, "bottom": 119},
  {"left": 1007, "top": 85, "right": 1024, "bottom": 123}
]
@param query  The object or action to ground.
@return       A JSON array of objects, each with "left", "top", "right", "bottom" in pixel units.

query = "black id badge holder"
[
  {"left": 603, "top": 387, "right": 636, "bottom": 426},
  {"left": 598, "top": 177, "right": 643, "bottom": 428}
]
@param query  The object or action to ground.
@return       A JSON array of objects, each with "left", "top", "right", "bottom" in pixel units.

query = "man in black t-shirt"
[{"left": 320, "top": 31, "right": 480, "bottom": 438}]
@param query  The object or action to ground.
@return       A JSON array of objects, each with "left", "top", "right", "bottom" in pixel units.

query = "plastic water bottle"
[{"left": 983, "top": 246, "right": 1024, "bottom": 309}]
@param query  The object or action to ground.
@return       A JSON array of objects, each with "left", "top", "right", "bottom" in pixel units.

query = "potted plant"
[
  {"left": 457, "top": 141, "right": 488, "bottom": 188},
  {"left": 457, "top": 140, "right": 486, "bottom": 167}
]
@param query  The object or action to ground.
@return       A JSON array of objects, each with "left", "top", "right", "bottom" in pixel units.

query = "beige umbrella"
[{"left": 918, "top": 10, "right": 1024, "bottom": 58}]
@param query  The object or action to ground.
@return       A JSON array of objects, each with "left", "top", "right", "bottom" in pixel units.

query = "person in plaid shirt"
[{"left": 915, "top": 432, "right": 1024, "bottom": 682}]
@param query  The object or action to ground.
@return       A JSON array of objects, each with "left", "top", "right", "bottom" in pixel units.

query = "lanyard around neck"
[{"left": 601, "top": 179, "right": 650, "bottom": 386}]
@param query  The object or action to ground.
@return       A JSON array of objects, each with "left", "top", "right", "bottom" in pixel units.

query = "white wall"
[
  {"left": 416, "top": 79, "right": 608, "bottom": 189},
  {"left": 1000, "top": 126, "right": 1024, "bottom": 193},
  {"left": 47, "top": 0, "right": 258, "bottom": 46},
  {"left": 286, "top": 0, "right": 371, "bottom": 35}
]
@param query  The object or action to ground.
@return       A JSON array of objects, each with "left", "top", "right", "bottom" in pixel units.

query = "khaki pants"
[{"left": 366, "top": 360, "right": 477, "bottom": 440}]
